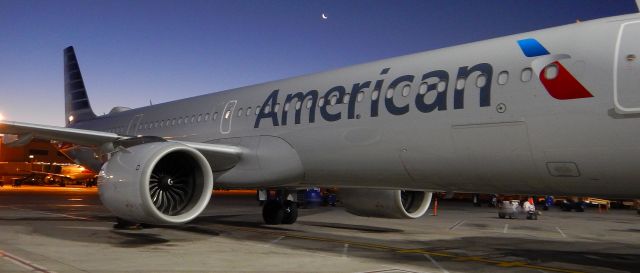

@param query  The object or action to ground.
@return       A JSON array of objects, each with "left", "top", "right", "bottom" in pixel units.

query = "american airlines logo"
[
  {"left": 254, "top": 64, "right": 493, "bottom": 128},
  {"left": 517, "top": 38, "right": 593, "bottom": 100}
]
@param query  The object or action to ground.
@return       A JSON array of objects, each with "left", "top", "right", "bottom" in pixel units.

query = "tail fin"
[{"left": 64, "top": 46, "right": 96, "bottom": 127}]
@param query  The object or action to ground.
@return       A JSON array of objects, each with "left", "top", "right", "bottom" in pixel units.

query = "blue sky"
[{"left": 0, "top": 0, "right": 637, "bottom": 126}]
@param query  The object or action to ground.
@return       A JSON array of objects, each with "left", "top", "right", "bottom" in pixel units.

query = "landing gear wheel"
[
  {"left": 263, "top": 200, "right": 284, "bottom": 225},
  {"left": 113, "top": 217, "right": 143, "bottom": 230},
  {"left": 281, "top": 200, "right": 298, "bottom": 224}
]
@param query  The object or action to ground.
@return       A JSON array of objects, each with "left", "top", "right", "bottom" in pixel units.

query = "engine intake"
[
  {"left": 98, "top": 142, "right": 213, "bottom": 225},
  {"left": 340, "top": 189, "right": 432, "bottom": 219}
]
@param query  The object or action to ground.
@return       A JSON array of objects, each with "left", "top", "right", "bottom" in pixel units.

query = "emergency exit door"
[{"left": 220, "top": 100, "right": 237, "bottom": 134}]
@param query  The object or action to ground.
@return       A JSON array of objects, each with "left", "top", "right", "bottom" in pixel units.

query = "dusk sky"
[{"left": 1, "top": 0, "right": 637, "bottom": 126}]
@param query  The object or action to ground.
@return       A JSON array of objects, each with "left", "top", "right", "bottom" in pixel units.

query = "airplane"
[{"left": 2, "top": 12, "right": 640, "bottom": 227}]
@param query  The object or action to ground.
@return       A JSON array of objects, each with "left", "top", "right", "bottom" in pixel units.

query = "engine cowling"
[
  {"left": 98, "top": 142, "right": 213, "bottom": 225},
  {"left": 340, "top": 189, "right": 432, "bottom": 219}
]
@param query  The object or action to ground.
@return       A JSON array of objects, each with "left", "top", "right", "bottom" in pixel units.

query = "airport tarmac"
[{"left": 0, "top": 186, "right": 638, "bottom": 273}]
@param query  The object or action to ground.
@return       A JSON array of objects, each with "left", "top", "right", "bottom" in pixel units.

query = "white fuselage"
[{"left": 72, "top": 14, "right": 640, "bottom": 198}]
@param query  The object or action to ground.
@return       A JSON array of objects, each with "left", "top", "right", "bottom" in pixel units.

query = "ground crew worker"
[{"left": 524, "top": 197, "right": 537, "bottom": 220}]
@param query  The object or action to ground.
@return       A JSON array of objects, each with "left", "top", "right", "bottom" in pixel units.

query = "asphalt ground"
[{"left": 0, "top": 186, "right": 638, "bottom": 273}]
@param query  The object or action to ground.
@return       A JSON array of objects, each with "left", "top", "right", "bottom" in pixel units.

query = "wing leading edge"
[{"left": 0, "top": 120, "right": 243, "bottom": 171}]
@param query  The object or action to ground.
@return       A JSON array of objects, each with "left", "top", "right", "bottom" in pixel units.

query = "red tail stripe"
[{"left": 539, "top": 61, "right": 593, "bottom": 100}]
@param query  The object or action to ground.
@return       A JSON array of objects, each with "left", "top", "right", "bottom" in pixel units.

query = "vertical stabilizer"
[{"left": 64, "top": 46, "right": 96, "bottom": 127}]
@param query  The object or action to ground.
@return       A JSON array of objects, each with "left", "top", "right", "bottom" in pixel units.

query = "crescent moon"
[{"left": 321, "top": 13, "right": 328, "bottom": 20}]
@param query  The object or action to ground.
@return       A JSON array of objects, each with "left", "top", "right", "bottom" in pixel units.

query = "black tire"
[
  {"left": 113, "top": 218, "right": 142, "bottom": 230},
  {"left": 498, "top": 212, "right": 506, "bottom": 219},
  {"left": 262, "top": 200, "right": 284, "bottom": 225},
  {"left": 281, "top": 200, "right": 298, "bottom": 224}
]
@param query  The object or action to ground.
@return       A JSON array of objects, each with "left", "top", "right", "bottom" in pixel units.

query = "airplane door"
[
  {"left": 614, "top": 21, "right": 640, "bottom": 114},
  {"left": 220, "top": 100, "right": 237, "bottom": 134},
  {"left": 126, "top": 114, "right": 143, "bottom": 136}
]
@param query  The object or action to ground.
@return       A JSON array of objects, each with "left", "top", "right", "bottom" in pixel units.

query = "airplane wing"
[
  {"left": 0, "top": 120, "right": 120, "bottom": 147},
  {"left": 0, "top": 120, "right": 243, "bottom": 170}
]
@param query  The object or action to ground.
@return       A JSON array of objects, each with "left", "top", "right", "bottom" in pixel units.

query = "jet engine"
[
  {"left": 340, "top": 189, "right": 432, "bottom": 219},
  {"left": 98, "top": 142, "right": 213, "bottom": 225}
]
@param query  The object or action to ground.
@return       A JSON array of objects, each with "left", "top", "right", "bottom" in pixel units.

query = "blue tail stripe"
[{"left": 517, "top": 38, "right": 550, "bottom": 57}]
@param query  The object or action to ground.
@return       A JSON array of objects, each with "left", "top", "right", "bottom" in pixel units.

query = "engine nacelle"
[
  {"left": 340, "top": 189, "right": 432, "bottom": 219},
  {"left": 98, "top": 142, "right": 213, "bottom": 225}
]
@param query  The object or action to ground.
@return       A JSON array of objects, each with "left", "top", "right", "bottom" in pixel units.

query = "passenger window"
[
  {"left": 295, "top": 101, "right": 302, "bottom": 110},
  {"left": 437, "top": 81, "right": 446, "bottom": 92},
  {"left": 172, "top": 118, "right": 176, "bottom": 126},
  {"left": 318, "top": 97, "right": 324, "bottom": 107},
  {"left": 274, "top": 103, "right": 280, "bottom": 112},
  {"left": 419, "top": 83, "right": 428, "bottom": 95},
  {"left": 544, "top": 64, "right": 558, "bottom": 80},
  {"left": 498, "top": 71, "right": 509, "bottom": 85},
  {"left": 204, "top": 113, "right": 210, "bottom": 121},
  {"left": 237, "top": 108, "right": 243, "bottom": 117},
  {"left": 214, "top": 112, "right": 218, "bottom": 120},
  {"left": 521, "top": 68, "right": 533, "bottom": 82},
  {"left": 284, "top": 102, "right": 290, "bottom": 111},
  {"left": 264, "top": 104, "right": 270, "bottom": 113},
  {"left": 178, "top": 118, "right": 182, "bottom": 125},
  {"left": 247, "top": 107, "right": 252, "bottom": 116},
  {"left": 224, "top": 110, "right": 231, "bottom": 119},
  {"left": 476, "top": 74, "right": 487, "bottom": 88},
  {"left": 357, "top": 91, "right": 364, "bottom": 102},
  {"left": 343, "top": 93, "right": 350, "bottom": 103},
  {"left": 456, "top": 78, "right": 466, "bottom": 90},
  {"left": 386, "top": 88, "right": 394, "bottom": 99},
  {"left": 306, "top": 100, "right": 313, "bottom": 109},
  {"left": 371, "top": 90, "right": 379, "bottom": 101},
  {"left": 330, "top": 95, "right": 337, "bottom": 105},
  {"left": 255, "top": 106, "right": 261, "bottom": 115},
  {"left": 197, "top": 114, "right": 202, "bottom": 122},
  {"left": 191, "top": 115, "right": 196, "bottom": 123},
  {"left": 401, "top": 85, "right": 411, "bottom": 97}
]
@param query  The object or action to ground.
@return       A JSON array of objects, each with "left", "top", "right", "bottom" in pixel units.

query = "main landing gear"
[{"left": 260, "top": 190, "right": 298, "bottom": 225}]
